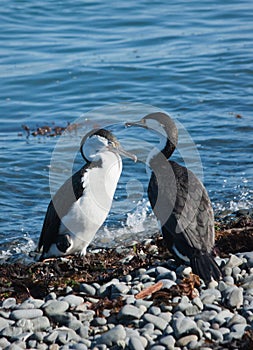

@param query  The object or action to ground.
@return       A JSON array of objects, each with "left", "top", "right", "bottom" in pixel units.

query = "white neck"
[{"left": 82, "top": 151, "right": 122, "bottom": 210}]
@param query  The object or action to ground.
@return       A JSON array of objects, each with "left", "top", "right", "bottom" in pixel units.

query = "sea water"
[{"left": 0, "top": 0, "right": 252, "bottom": 261}]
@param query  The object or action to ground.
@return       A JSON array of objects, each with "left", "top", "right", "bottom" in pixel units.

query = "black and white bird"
[
  {"left": 126, "top": 112, "right": 221, "bottom": 283},
  {"left": 38, "top": 128, "right": 137, "bottom": 260}
]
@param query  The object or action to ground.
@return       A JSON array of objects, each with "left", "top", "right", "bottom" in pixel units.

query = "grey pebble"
[
  {"left": 50, "top": 312, "right": 75, "bottom": 326},
  {"left": 97, "top": 278, "right": 119, "bottom": 297},
  {"left": 134, "top": 299, "right": 153, "bottom": 309},
  {"left": 149, "top": 345, "right": 166, "bottom": 350},
  {"left": 0, "top": 316, "right": 9, "bottom": 331},
  {"left": 96, "top": 324, "right": 126, "bottom": 346},
  {"left": 10, "top": 308, "right": 43, "bottom": 320},
  {"left": 195, "top": 310, "right": 217, "bottom": 323},
  {"left": 176, "top": 334, "right": 198, "bottom": 347},
  {"left": 148, "top": 306, "right": 161, "bottom": 316},
  {"left": 118, "top": 304, "right": 145, "bottom": 322},
  {"left": 91, "top": 317, "right": 107, "bottom": 327},
  {"left": 57, "top": 327, "right": 80, "bottom": 344},
  {"left": 159, "top": 335, "right": 176, "bottom": 349},
  {"left": 5, "top": 344, "right": 25, "bottom": 350},
  {"left": 207, "top": 329, "right": 223, "bottom": 342},
  {"left": 111, "top": 284, "right": 130, "bottom": 299},
  {"left": 44, "top": 300, "right": 69, "bottom": 316},
  {"left": 69, "top": 344, "right": 88, "bottom": 350},
  {"left": 212, "top": 309, "right": 234, "bottom": 325},
  {"left": 0, "top": 337, "right": 10, "bottom": 348},
  {"left": 159, "top": 312, "right": 172, "bottom": 323},
  {"left": 159, "top": 279, "right": 176, "bottom": 289},
  {"left": 44, "top": 330, "right": 59, "bottom": 344},
  {"left": 143, "top": 313, "right": 167, "bottom": 331},
  {"left": 61, "top": 295, "right": 84, "bottom": 307},
  {"left": 16, "top": 318, "right": 33, "bottom": 331},
  {"left": 223, "top": 276, "right": 234, "bottom": 284},
  {"left": 77, "top": 325, "right": 89, "bottom": 338},
  {"left": 227, "top": 313, "right": 247, "bottom": 326},
  {"left": 172, "top": 312, "right": 201, "bottom": 339},
  {"left": 27, "top": 339, "right": 37, "bottom": 348},
  {"left": 225, "top": 254, "right": 244, "bottom": 268},
  {"left": 1, "top": 297, "right": 16, "bottom": 309},
  {"left": 67, "top": 318, "right": 83, "bottom": 331},
  {"left": 76, "top": 310, "right": 95, "bottom": 322},
  {"left": 0, "top": 326, "right": 23, "bottom": 339},
  {"left": 231, "top": 323, "right": 248, "bottom": 335},
  {"left": 223, "top": 286, "right": 244, "bottom": 309},
  {"left": 45, "top": 292, "right": 57, "bottom": 301},
  {"left": 157, "top": 271, "right": 176, "bottom": 281},
  {"left": 31, "top": 316, "right": 50, "bottom": 331},
  {"left": 128, "top": 335, "right": 145, "bottom": 350},
  {"left": 79, "top": 283, "right": 96, "bottom": 295}
]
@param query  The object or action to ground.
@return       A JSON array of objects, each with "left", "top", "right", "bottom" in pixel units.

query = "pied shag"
[
  {"left": 38, "top": 128, "right": 137, "bottom": 260},
  {"left": 126, "top": 112, "right": 221, "bottom": 283}
]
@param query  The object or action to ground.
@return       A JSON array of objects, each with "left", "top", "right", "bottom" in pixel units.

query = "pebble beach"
[{"left": 0, "top": 212, "right": 253, "bottom": 350}]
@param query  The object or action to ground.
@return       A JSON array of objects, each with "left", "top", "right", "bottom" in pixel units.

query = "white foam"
[{"left": 94, "top": 199, "right": 159, "bottom": 248}]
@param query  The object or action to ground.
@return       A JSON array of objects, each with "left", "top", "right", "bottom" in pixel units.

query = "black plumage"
[{"left": 126, "top": 112, "right": 221, "bottom": 283}]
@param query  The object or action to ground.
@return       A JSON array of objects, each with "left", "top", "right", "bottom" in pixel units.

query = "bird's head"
[
  {"left": 125, "top": 112, "right": 178, "bottom": 159},
  {"left": 80, "top": 128, "right": 137, "bottom": 163}
]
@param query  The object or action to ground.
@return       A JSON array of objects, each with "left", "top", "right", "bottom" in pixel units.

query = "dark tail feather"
[{"left": 190, "top": 253, "right": 222, "bottom": 284}]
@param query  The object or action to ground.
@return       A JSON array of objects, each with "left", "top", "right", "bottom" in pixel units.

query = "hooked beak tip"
[{"left": 125, "top": 122, "right": 134, "bottom": 128}]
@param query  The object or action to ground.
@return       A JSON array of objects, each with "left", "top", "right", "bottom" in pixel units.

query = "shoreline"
[{"left": 0, "top": 210, "right": 252, "bottom": 349}]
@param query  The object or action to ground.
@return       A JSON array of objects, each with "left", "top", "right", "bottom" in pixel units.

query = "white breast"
[{"left": 59, "top": 151, "right": 122, "bottom": 254}]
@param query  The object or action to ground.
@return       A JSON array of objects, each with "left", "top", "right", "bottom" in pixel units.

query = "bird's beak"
[
  {"left": 108, "top": 144, "right": 137, "bottom": 162},
  {"left": 118, "top": 146, "right": 138, "bottom": 162},
  {"left": 125, "top": 120, "right": 147, "bottom": 129}
]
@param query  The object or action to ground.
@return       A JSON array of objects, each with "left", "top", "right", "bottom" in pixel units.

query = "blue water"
[{"left": 0, "top": 0, "right": 252, "bottom": 261}]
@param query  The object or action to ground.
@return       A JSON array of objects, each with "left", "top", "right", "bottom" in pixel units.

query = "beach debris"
[
  {"left": 135, "top": 281, "right": 163, "bottom": 299},
  {"left": 20, "top": 122, "right": 81, "bottom": 138}
]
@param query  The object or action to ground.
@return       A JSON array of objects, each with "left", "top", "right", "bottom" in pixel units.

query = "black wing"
[
  {"left": 38, "top": 163, "right": 90, "bottom": 254},
  {"left": 148, "top": 160, "right": 215, "bottom": 255}
]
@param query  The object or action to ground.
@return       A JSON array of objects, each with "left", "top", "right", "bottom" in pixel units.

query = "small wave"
[
  {"left": 94, "top": 199, "right": 159, "bottom": 248},
  {"left": 0, "top": 233, "right": 37, "bottom": 264}
]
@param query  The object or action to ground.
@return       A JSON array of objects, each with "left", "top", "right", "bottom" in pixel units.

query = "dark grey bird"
[
  {"left": 38, "top": 128, "right": 137, "bottom": 261},
  {"left": 126, "top": 112, "right": 221, "bottom": 283}
]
